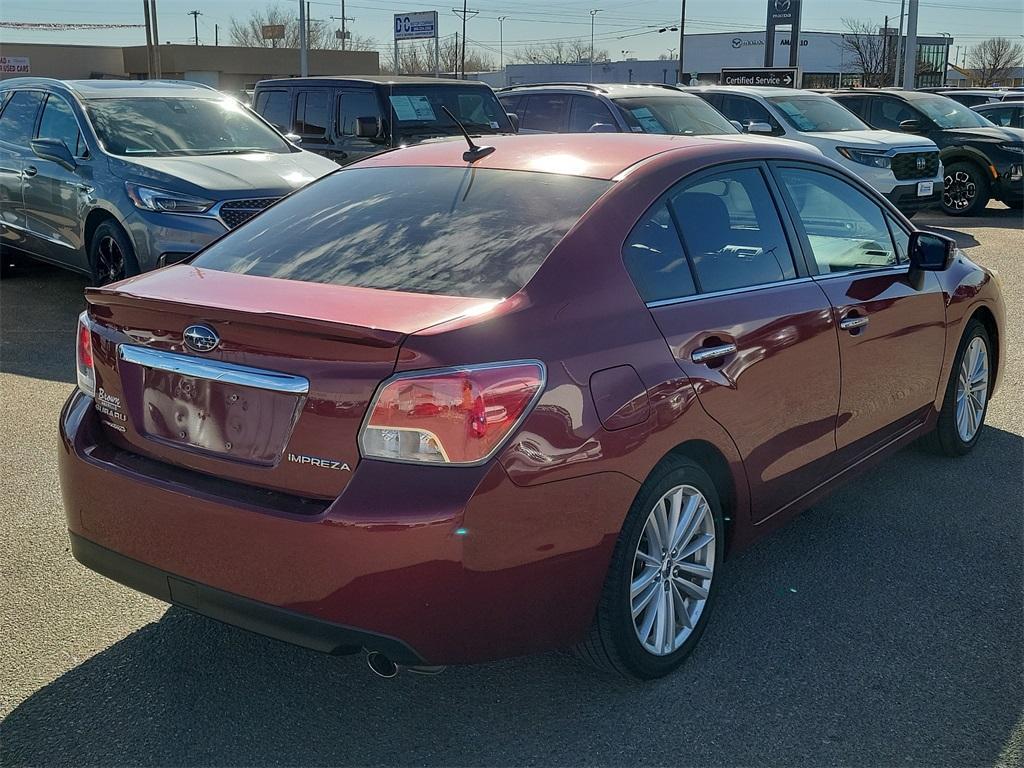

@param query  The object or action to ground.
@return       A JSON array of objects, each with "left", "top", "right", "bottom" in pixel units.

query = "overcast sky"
[{"left": 1, "top": 0, "right": 1020, "bottom": 63}]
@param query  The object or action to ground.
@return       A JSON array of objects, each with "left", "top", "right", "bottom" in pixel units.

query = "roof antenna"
[{"left": 441, "top": 106, "right": 495, "bottom": 162}]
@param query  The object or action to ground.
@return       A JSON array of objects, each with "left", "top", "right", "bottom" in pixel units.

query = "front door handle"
[
  {"left": 691, "top": 343, "right": 738, "bottom": 364},
  {"left": 22, "top": 166, "right": 38, "bottom": 178},
  {"left": 839, "top": 314, "right": 869, "bottom": 332}
]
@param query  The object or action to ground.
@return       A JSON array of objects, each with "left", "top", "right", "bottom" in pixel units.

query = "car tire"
[
  {"left": 942, "top": 161, "right": 990, "bottom": 216},
  {"left": 575, "top": 456, "right": 724, "bottom": 679},
  {"left": 89, "top": 219, "right": 140, "bottom": 286},
  {"left": 926, "top": 318, "right": 992, "bottom": 456}
]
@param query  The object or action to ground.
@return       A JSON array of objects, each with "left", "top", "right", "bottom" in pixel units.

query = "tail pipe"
[{"left": 365, "top": 651, "right": 446, "bottom": 678}]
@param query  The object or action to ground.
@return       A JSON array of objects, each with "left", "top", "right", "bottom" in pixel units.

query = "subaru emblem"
[
  {"left": 183, "top": 324, "right": 220, "bottom": 353},
  {"left": 916, "top": 156, "right": 926, "bottom": 171}
]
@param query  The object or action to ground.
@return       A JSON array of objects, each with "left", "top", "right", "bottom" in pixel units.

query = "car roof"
[
  {"left": 975, "top": 100, "right": 1024, "bottom": 108},
  {"left": 354, "top": 133, "right": 823, "bottom": 181},
  {"left": 497, "top": 83, "right": 697, "bottom": 99},
  {"left": 256, "top": 75, "right": 488, "bottom": 88},
  {"left": 0, "top": 77, "right": 222, "bottom": 99},
  {"left": 829, "top": 89, "right": 935, "bottom": 101}
]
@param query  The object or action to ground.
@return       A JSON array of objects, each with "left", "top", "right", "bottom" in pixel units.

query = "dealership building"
[{"left": 493, "top": 30, "right": 952, "bottom": 90}]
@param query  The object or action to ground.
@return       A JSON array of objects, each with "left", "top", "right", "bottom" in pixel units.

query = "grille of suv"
[
  {"left": 891, "top": 151, "right": 940, "bottom": 180},
  {"left": 218, "top": 198, "right": 281, "bottom": 229}
]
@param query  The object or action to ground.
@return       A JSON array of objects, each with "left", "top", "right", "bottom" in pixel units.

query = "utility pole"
[
  {"left": 902, "top": 0, "right": 919, "bottom": 91},
  {"left": 497, "top": 15, "right": 507, "bottom": 83},
  {"left": 150, "top": 0, "right": 161, "bottom": 77},
  {"left": 452, "top": 2, "right": 478, "bottom": 79},
  {"left": 590, "top": 9, "right": 601, "bottom": 83},
  {"left": 298, "top": 0, "right": 308, "bottom": 76},
  {"left": 214, "top": 23, "right": 218, "bottom": 46},
  {"left": 341, "top": 0, "right": 347, "bottom": 50},
  {"left": 188, "top": 9, "right": 201, "bottom": 45},
  {"left": 883, "top": 15, "right": 890, "bottom": 84},
  {"left": 143, "top": 0, "right": 154, "bottom": 78},
  {"left": 894, "top": 0, "right": 906, "bottom": 87},
  {"left": 677, "top": 0, "right": 685, "bottom": 85}
]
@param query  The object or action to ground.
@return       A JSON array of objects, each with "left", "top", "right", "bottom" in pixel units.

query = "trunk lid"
[{"left": 85, "top": 265, "right": 495, "bottom": 499}]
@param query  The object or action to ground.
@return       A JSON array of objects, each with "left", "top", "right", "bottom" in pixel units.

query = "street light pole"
[
  {"left": 298, "top": 0, "right": 308, "bottom": 76},
  {"left": 590, "top": 9, "right": 601, "bottom": 83},
  {"left": 901, "top": 0, "right": 919, "bottom": 91},
  {"left": 678, "top": 0, "right": 685, "bottom": 85},
  {"left": 498, "top": 15, "right": 507, "bottom": 83}
]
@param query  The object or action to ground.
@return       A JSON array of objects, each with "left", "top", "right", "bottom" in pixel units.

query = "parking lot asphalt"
[{"left": 1, "top": 204, "right": 1021, "bottom": 768}]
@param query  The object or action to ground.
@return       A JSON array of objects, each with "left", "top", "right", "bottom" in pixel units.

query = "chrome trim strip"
[
  {"left": 118, "top": 345, "right": 309, "bottom": 394},
  {"left": 691, "top": 343, "right": 738, "bottom": 364},
  {"left": 839, "top": 316, "right": 870, "bottom": 330},
  {"left": 645, "top": 276, "right": 814, "bottom": 309},
  {"left": 812, "top": 265, "right": 910, "bottom": 282}
]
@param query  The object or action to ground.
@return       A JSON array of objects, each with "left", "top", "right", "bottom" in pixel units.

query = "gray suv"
[{"left": 0, "top": 78, "right": 338, "bottom": 284}]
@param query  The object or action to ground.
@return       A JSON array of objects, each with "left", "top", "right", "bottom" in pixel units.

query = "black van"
[{"left": 252, "top": 75, "right": 516, "bottom": 164}]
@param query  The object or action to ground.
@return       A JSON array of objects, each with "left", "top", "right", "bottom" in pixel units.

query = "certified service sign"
[
  {"left": 0, "top": 56, "right": 30, "bottom": 75},
  {"left": 394, "top": 11, "right": 438, "bottom": 41}
]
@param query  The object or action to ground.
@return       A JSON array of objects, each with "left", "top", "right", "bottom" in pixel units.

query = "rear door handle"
[
  {"left": 839, "top": 314, "right": 869, "bottom": 332},
  {"left": 691, "top": 343, "right": 738, "bottom": 364},
  {"left": 22, "top": 166, "right": 37, "bottom": 178}
]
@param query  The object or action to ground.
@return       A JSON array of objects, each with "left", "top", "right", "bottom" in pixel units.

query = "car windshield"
[
  {"left": 85, "top": 97, "right": 291, "bottom": 156},
  {"left": 913, "top": 95, "right": 993, "bottom": 128},
  {"left": 385, "top": 85, "right": 513, "bottom": 142},
  {"left": 766, "top": 95, "right": 867, "bottom": 132},
  {"left": 192, "top": 166, "right": 612, "bottom": 299},
  {"left": 612, "top": 95, "right": 738, "bottom": 135}
]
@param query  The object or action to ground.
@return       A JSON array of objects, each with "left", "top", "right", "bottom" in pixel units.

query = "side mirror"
[
  {"left": 587, "top": 122, "right": 617, "bottom": 133},
  {"left": 505, "top": 112, "right": 520, "bottom": 132},
  {"left": 284, "top": 132, "right": 302, "bottom": 144},
  {"left": 30, "top": 138, "right": 76, "bottom": 170},
  {"left": 729, "top": 120, "right": 744, "bottom": 132},
  {"left": 745, "top": 121, "right": 773, "bottom": 135},
  {"left": 909, "top": 231, "right": 956, "bottom": 271},
  {"left": 899, "top": 119, "right": 923, "bottom": 133},
  {"left": 355, "top": 116, "right": 382, "bottom": 138}
]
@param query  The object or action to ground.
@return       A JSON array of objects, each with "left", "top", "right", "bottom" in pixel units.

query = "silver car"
[{"left": 0, "top": 78, "right": 338, "bottom": 284}]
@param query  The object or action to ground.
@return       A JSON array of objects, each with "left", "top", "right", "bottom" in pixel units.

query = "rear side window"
[
  {"left": 623, "top": 203, "right": 697, "bottom": 302},
  {"left": 522, "top": 94, "right": 568, "bottom": 132},
  {"left": 669, "top": 168, "right": 797, "bottom": 293},
  {"left": 294, "top": 91, "right": 330, "bottom": 137},
  {"left": 0, "top": 90, "right": 44, "bottom": 146},
  {"left": 255, "top": 90, "right": 289, "bottom": 131},
  {"left": 37, "top": 95, "right": 85, "bottom": 156},
  {"left": 193, "top": 167, "right": 611, "bottom": 299}
]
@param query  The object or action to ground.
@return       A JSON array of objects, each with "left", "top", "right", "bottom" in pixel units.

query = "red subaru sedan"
[{"left": 59, "top": 133, "right": 1004, "bottom": 679}]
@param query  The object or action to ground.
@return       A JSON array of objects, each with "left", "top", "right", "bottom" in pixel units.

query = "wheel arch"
[
  {"left": 940, "top": 148, "right": 994, "bottom": 179},
  {"left": 969, "top": 304, "right": 1000, "bottom": 395},
  {"left": 662, "top": 439, "right": 738, "bottom": 556},
  {"left": 83, "top": 207, "right": 123, "bottom": 253}
]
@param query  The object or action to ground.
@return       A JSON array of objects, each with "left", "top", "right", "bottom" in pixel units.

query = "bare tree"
[
  {"left": 968, "top": 37, "right": 1024, "bottom": 86},
  {"left": 382, "top": 37, "right": 493, "bottom": 75},
  {"left": 840, "top": 18, "right": 898, "bottom": 88},
  {"left": 229, "top": 3, "right": 376, "bottom": 51},
  {"left": 511, "top": 39, "right": 610, "bottom": 65}
]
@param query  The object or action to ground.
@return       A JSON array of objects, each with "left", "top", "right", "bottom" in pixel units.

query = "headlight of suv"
[
  {"left": 999, "top": 143, "right": 1024, "bottom": 155},
  {"left": 836, "top": 147, "right": 892, "bottom": 169},
  {"left": 125, "top": 182, "right": 215, "bottom": 214}
]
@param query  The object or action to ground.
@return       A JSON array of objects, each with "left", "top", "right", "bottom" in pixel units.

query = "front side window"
[
  {"left": 37, "top": 95, "right": 85, "bottom": 156},
  {"left": 338, "top": 91, "right": 380, "bottom": 136},
  {"left": 872, "top": 97, "right": 921, "bottom": 131},
  {"left": 568, "top": 96, "right": 616, "bottom": 133},
  {"left": 669, "top": 167, "right": 797, "bottom": 293},
  {"left": 0, "top": 90, "right": 44, "bottom": 147},
  {"left": 87, "top": 97, "right": 292, "bottom": 156},
  {"left": 778, "top": 168, "right": 899, "bottom": 274},
  {"left": 766, "top": 95, "right": 868, "bottom": 132},
  {"left": 718, "top": 95, "right": 784, "bottom": 135},
  {"left": 622, "top": 203, "right": 696, "bottom": 303},
  {"left": 613, "top": 95, "right": 737, "bottom": 136},
  {"left": 294, "top": 90, "right": 330, "bottom": 138},
  {"left": 192, "top": 167, "right": 611, "bottom": 300},
  {"left": 255, "top": 90, "right": 290, "bottom": 131}
]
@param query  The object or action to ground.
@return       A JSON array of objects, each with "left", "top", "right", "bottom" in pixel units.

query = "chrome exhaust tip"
[{"left": 366, "top": 651, "right": 399, "bottom": 679}]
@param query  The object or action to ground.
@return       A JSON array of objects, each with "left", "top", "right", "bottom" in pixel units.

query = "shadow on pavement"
[
  {"left": 3, "top": 427, "right": 1021, "bottom": 767},
  {"left": 1, "top": 259, "right": 88, "bottom": 385}
]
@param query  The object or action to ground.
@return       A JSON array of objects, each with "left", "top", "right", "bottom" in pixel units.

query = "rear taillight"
[
  {"left": 76, "top": 312, "right": 96, "bottom": 397},
  {"left": 359, "top": 361, "right": 545, "bottom": 465}
]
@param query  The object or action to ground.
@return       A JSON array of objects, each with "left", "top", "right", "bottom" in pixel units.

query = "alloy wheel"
[
  {"left": 955, "top": 336, "right": 989, "bottom": 442},
  {"left": 943, "top": 170, "right": 977, "bottom": 212},
  {"left": 630, "top": 484, "right": 716, "bottom": 656},
  {"left": 95, "top": 235, "right": 126, "bottom": 284}
]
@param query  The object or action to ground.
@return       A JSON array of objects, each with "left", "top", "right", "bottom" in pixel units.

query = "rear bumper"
[
  {"left": 884, "top": 181, "right": 944, "bottom": 212},
  {"left": 59, "top": 390, "right": 637, "bottom": 665}
]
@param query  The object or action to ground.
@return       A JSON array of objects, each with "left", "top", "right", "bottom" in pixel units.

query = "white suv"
[{"left": 689, "top": 86, "right": 943, "bottom": 217}]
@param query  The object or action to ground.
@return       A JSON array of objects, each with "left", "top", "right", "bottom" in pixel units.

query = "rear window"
[{"left": 192, "top": 166, "right": 611, "bottom": 299}]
